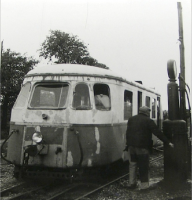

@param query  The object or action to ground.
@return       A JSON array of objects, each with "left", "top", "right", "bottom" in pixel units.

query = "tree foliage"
[
  {"left": 1, "top": 48, "right": 39, "bottom": 131},
  {"left": 39, "top": 30, "right": 108, "bottom": 69}
]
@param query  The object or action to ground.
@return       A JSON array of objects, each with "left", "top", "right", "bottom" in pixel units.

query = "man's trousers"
[{"left": 128, "top": 146, "right": 149, "bottom": 189}]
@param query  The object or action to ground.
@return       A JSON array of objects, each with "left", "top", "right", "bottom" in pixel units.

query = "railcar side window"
[
  {"left": 94, "top": 84, "right": 111, "bottom": 110},
  {"left": 157, "top": 97, "right": 161, "bottom": 128},
  {"left": 30, "top": 83, "right": 69, "bottom": 108},
  {"left": 72, "top": 83, "right": 91, "bottom": 110},
  {"left": 152, "top": 98, "right": 156, "bottom": 118},
  {"left": 145, "top": 96, "right": 150, "bottom": 108},
  {"left": 14, "top": 82, "right": 31, "bottom": 108},
  {"left": 124, "top": 90, "right": 133, "bottom": 120},
  {"left": 138, "top": 91, "right": 142, "bottom": 113}
]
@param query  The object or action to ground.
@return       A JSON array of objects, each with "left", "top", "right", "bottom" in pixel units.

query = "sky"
[{"left": 1, "top": 0, "right": 191, "bottom": 110}]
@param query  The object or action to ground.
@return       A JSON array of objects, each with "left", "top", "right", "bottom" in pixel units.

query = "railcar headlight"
[{"left": 32, "top": 132, "right": 42, "bottom": 143}]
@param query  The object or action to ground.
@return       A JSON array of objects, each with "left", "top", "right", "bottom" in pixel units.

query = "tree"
[
  {"left": 1, "top": 48, "right": 39, "bottom": 132},
  {"left": 39, "top": 30, "right": 108, "bottom": 69}
]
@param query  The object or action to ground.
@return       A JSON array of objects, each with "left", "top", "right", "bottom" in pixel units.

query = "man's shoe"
[
  {"left": 139, "top": 186, "right": 156, "bottom": 192},
  {"left": 126, "top": 184, "right": 137, "bottom": 189}
]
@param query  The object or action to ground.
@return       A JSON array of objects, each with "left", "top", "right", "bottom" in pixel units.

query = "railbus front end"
[{"left": 5, "top": 64, "right": 162, "bottom": 179}]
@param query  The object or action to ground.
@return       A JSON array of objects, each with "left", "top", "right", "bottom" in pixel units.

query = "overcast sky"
[{"left": 1, "top": 0, "right": 191, "bottom": 110}]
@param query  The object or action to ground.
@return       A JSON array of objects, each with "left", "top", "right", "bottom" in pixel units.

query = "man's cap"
[{"left": 139, "top": 106, "right": 151, "bottom": 115}]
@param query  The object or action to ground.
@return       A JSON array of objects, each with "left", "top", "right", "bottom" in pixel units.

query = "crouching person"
[{"left": 124, "top": 106, "right": 174, "bottom": 191}]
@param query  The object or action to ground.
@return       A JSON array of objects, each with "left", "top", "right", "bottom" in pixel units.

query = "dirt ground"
[
  {"left": 0, "top": 140, "right": 191, "bottom": 200},
  {"left": 94, "top": 158, "right": 192, "bottom": 200},
  {"left": 1, "top": 156, "right": 191, "bottom": 200}
]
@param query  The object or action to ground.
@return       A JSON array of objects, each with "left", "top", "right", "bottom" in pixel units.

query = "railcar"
[{"left": 4, "top": 64, "right": 162, "bottom": 179}]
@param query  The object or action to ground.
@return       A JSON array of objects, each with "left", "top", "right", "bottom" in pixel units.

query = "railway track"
[
  {"left": 0, "top": 182, "right": 26, "bottom": 196},
  {"left": 1, "top": 154, "right": 163, "bottom": 200},
  {"left": 0, "top": 181, "right": 56, "bottom": 200}
]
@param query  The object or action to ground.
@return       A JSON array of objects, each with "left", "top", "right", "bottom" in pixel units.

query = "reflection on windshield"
[{"left": 30, "top": 84, "right": 69, "bottom": 108}]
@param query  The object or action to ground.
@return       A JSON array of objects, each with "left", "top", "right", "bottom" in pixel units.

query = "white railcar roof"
[
  {"left": 27, "top": 64, "right": 117, "bottom": 77},
  {"left": 26, "top": 64, "right": 160, "bottom": 95}
]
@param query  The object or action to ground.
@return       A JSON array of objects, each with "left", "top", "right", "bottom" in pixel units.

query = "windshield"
[{"left": 30, "top": 83, "right": 69, "bottom": 109}]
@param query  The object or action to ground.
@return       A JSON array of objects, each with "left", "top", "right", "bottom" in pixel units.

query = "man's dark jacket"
[{"left": 126, "top": 113, "right": 170, "bottom": 150}]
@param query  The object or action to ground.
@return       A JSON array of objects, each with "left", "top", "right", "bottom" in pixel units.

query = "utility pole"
[
  {"left": 177, "top": 2, "right": 186, "bottom": 122},
  {"left": 177, "top": 1, "right": 191, "bottom": 177}
]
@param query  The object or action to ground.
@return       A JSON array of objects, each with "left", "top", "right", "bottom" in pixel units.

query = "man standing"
[{"left": 124, "top": 106, "right": 174, "bottom": 190}]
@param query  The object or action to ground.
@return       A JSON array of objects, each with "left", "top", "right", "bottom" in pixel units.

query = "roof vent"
[{"left": 135, "top": 81, "right": 143, "bottom": 84}]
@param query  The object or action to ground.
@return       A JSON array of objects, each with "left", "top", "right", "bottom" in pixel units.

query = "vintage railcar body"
[{"left": 6, "top": 64, "right": 162, "bottom": 178}]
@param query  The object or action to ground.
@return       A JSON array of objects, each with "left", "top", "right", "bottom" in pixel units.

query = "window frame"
[
  {"left": 28, "top": 82, "right": 70, "bottom": 110},
  {"left": 145, "top": 96, "right": 151, "bottom": 108},
  {"left": 72, "top": 82, "right": 92, "bottom": 110},
  {"left": 93, "top": 83, "right": 111, "bottom": 111},
  {"left": 152, "top": 98, "right": 156, "bottom": 119},
  {"left": 124, "top": 90, "right": 133, "bottom": 120},
  {"left": 138, "top": 91, "right": 142, "bottom": 114}
]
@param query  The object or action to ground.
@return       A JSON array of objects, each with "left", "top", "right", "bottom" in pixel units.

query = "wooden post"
[
  {"left": 177, "top": 2, "right": 186, "bottom": 122},
  {"left": 1, "top": 41, "right": 3, "bottom": 60}
]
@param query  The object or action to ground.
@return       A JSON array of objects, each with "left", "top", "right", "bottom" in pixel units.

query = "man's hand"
[{"left": 169, "top": 143, "right": 174, "bottom": 148}]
